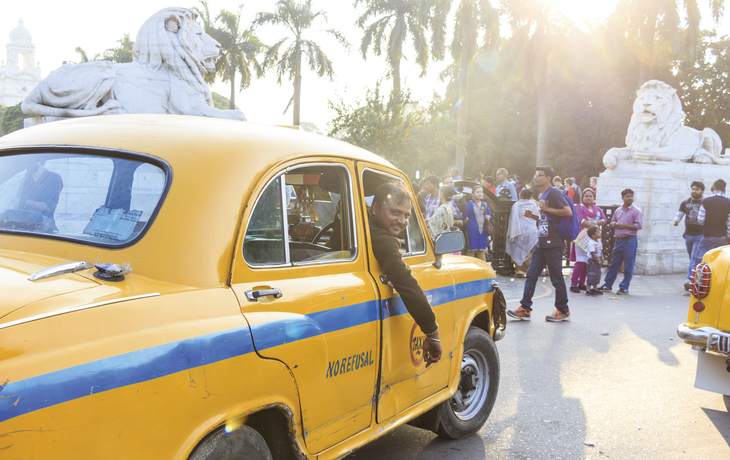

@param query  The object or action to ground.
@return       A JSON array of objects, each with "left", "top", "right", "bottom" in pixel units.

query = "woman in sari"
[{"left": 570, "top": 188, "right": 607, "bottom": 292}]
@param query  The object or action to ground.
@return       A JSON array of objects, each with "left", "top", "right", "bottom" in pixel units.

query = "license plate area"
[{"left": 695, "top": 351, "right": 730, "bottom": 395}]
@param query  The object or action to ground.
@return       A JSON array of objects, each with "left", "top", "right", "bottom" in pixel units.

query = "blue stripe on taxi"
[{"left": 0, "top": 277, "right": 496, "bottom": 423}]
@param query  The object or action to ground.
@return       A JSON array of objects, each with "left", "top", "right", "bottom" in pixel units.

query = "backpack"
[{"left": 545, "top": 187, "right": 580, "bottom": 241}]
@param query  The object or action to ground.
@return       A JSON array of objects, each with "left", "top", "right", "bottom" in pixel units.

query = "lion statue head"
[
  {"left": 134, "top": 8, "right": 220, "bottom": 106},
  {"left": 625, "top": 80, "right": 683, "bottom": 151}
]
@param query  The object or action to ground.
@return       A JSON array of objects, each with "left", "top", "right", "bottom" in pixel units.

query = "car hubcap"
[{"left": 451, "top": 348, "right": 489, "bottom": 420}]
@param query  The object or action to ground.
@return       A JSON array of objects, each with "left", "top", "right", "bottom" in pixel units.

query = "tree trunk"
[
  {"left": 392, "top": 60, "right": 401, "bottom": 97},
  {"left": 230, "top": 73, "right": 236, "bottom": 110},
  {"left": 454, "top": 26, "right": 472, "bottom": 177},
  {"left": 535, "top": 59, "right": 549, "bottom": 167},
  {"left": 637, "top": 11, "right": 657, "bottom": 87},
  {"left": 293, "top": 74, "right": 301, "bottom": 126}
]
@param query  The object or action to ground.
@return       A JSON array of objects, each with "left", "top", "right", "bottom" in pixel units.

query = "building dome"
[{"left": 10, "top": 19, "right": 32, "bottom": 42}]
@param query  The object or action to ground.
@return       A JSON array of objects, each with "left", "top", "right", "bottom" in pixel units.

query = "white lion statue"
[
  {"left": 22, "top": 8, "right": 245, "bottom": 121},
  {"left": 603, "top": 80, "right": 726, "bottom": 169}
]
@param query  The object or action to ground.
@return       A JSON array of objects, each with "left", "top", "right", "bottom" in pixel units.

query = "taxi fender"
[{"left": 178, "top": 359, "right": 308, "bottom": 460}]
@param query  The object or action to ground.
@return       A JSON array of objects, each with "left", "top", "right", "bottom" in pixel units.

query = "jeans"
[
  {"left": 683, "top": 233, "right": 703, "bottom": 282},
  {"left": 603, "top": 236, "right": 637, "bottom": 291},
  {"left": 520, "top": 246, "right": 569, "bottom": 313},
  {"left": 689, "top": 236, "right": 728, "bottom": 280}
]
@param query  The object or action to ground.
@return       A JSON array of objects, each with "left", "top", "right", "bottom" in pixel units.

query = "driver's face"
[{"left": 371, "top": 198, "right": 411, "bottom": 237}]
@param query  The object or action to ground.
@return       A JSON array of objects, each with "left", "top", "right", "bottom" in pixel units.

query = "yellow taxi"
[
  {"left": 677, "top": 247, "right": 730, "bottom": 412},
  {"left": 0, "top": 115, "right": 506, "bottom": 459}
]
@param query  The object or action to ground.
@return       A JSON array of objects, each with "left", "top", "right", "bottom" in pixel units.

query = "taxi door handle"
[{"left": 245, "top": 288, "right": 283, "bottom": 302}]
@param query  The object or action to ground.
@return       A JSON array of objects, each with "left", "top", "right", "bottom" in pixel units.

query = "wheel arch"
[{"left": 186, "top": 403, "right": 308, "bottom": 460}]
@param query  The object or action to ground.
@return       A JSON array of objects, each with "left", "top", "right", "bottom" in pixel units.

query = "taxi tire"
[
  {"left": 437, "top": 326, "right": 499, "bottom": 439},
  {"left": 189, "top": 425, "right": 273, "bottom": 460},
  {"left": 724, "top": 395, "right": 730, "bottom": 413}
]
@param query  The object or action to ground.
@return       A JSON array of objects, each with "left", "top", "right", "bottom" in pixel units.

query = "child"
[
  {"left": 462, "top": 184, "right": 491, "bottom": 261},
  {"left": 427, "top": 185, "right": 456, "bottom": 241},
  {"left": 585, "top": 226, "right": 604, "bottom": 296}
]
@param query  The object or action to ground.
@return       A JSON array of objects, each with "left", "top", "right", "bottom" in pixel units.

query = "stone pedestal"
[
  {"left": 24, "top": 115, "right": 70, "bottom": 128},
  {"left": 596, "top": 160, "right": 730, "bottom": 275}
]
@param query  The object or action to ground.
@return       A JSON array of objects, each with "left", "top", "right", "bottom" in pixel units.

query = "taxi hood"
[{"left": 0, "top": 253, "right": 101, "bottom": 324}]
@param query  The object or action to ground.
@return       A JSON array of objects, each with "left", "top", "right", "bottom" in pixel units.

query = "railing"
[{"left": 452, "top": 182, "right": 619, "bottom": 274}]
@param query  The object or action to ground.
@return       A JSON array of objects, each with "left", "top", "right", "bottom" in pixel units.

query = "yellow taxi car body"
[
  {"left": 0, "top": 115, "right": 506, "bottom": 459},
  {"left": 677, "top": 246, "right": 730, "bottom": 412}
]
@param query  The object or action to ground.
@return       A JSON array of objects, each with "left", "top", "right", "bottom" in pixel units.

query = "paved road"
[{"left": 346, "top": 272, "right": 730, "bottom": 460}]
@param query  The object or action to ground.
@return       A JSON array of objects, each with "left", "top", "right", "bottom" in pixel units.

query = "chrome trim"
[
  {"left": 494, "top": 329, "right": 505, "bottom": 341},
  {"left": 280, "top": 177, "right": 291, "bottom": 264},
  {"left": 28, "top": 261, "right": 94, "bottom": 281},
  {"left": 243, "top": 161, "right": 358, "bottom": 268},
  {"left": 360, "top": 167, "right": 427, "bottom": 257},
  {"left": 677, "top": 324, "right": 730, "bottom": 355},
  {"left": 709, "top": 330, "right": 730, "bottom": 354},
  {"left": 0, "top": 293, "right": 160, "bottom": 330}
]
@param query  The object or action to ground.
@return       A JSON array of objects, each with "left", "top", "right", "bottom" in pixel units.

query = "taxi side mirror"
[{"left": 433, "top": 232, "right": 464, "bottom": 268}]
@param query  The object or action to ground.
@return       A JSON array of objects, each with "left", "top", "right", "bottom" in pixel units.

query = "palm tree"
[
  {"left": 608, "top": 0, "right": 726, "bottom": 86},
  {"left": 195, "top": 2, "right": 265, "bottom": 109},
  {"left": 216, "top": 7, "right": 266, "bottom": 109},
  {"left": 255, "top": 0, "right": 349, "bottom": 125},
  {"left": 429, "top": 0, "right": 500, "bottom": 175},
  {"left": 500, "top": 0, "right": 574, "bottom": 166},
  {"left": 355, "top": 0, "right": 430, "bottom": 97}
]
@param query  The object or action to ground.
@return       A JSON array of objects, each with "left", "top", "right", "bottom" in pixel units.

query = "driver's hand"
[{"left": 423, "top": 331, "right": 442, "bottom": 368}]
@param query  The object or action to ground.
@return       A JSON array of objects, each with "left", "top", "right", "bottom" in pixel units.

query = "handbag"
[{"left": 485, "top": 217, "right": 494, "bottom": 237}]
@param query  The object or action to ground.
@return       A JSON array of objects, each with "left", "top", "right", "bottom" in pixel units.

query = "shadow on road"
[{"left": 702, "top": 407, "right": 730, "bottom": 448}]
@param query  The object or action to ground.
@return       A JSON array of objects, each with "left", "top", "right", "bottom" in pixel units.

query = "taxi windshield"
[{"left": 0, "top": 151, "right": 168, "bottom": 247}]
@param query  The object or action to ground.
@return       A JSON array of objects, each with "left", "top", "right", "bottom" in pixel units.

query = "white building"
[{"left": 0, "top": 19, "right": 42, "bottom": 107}]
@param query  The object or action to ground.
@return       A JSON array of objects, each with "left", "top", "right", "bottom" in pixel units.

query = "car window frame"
[
  {"left": 0, "top": 145, "right": 172, "bottom": 249},
  {"left": 360, "top": 167, "right": 427, "bottom": 257},
  {"left": 243, "top": 161, "right": 359, "bottom": 268}
]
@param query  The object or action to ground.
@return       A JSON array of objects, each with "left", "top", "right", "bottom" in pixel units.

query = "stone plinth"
[{"left": 596, "top": 160, "right": 730, "bottom": 275}]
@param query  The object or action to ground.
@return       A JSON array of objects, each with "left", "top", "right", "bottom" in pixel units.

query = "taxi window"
[
  {"left": 361, "top": 169, "right": 426, "bottom": 256},
  {"left": 243, "top": 164, "right": 356, "bottom": 266},
  {"left": 0, "top": 151, "right": 168, "bottom": 247}
]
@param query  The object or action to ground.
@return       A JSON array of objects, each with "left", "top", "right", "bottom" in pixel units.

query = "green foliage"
[
  {"left": 1, "top": 104, "right": 34, "bottom": 136},
  {"left": 211, "top": 92, "right": 237, "bottom": 110},
  {"left": 65, "top": 34, "right": 134, "bottom": 64},
  {"left": 195, "top": 1, "right": 265, "bottom": 108},
  {"left": 355, "top": 0, "right": 431, "bottom": 96},
  {"left": 255, "top": 0, "right": 350, "bottom": 124},
  {"left": 327, "top": 83, "right": 462, "bottom": 177},
  {"left": 668, "top": 31, "right": 730, "bottom": 147},
  {"left": 100, "top": 34, "right": 134, "bottom": 63}
]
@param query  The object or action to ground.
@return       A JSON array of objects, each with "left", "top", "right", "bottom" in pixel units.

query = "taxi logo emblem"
[{"left": 409, "top": 323, "right": 425, "bottom": 367}]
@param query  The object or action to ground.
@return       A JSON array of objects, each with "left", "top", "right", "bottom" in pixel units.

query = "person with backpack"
[{"left": 507, "top": 166, "right": 574, "bottom": 322}]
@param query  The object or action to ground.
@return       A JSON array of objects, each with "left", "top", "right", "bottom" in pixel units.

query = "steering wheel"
[{"left": 312, "top": 220, "right": 337, "bottom": 245}]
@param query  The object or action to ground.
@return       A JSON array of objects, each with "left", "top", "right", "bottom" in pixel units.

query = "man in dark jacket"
[
  {"left": 689, "top": 179, "right": 730, "bottom": 279},
  {"left": 369, "top": 182, "right": 442, "bottom": 367}
]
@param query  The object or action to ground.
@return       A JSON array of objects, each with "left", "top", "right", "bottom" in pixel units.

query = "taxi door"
[
  {"left": 356, "top": 164, "right": 455, "bottom": 423},
  {"left": 230, "top": 160, "right": 380, "bottom": 454}
]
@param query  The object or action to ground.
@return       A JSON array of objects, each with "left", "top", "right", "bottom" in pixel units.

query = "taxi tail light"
[{"left": 690, "top": 262, "right": 711, "bottom": 299}]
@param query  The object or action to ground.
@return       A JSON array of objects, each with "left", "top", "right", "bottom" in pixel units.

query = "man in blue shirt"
[
  {"left": 507, "top": 166, "right": 573, "bottom": 322},
  {"left": 494, "top": 168, "right": 518, "bottom": 201}
]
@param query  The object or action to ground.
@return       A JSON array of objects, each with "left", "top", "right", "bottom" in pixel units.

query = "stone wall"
[{"left": 596, "top": 160, "right": 730, "bottom": 275}]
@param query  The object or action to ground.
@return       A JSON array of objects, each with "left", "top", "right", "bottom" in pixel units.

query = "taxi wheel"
[
  {"left": 189, "top": 425, "right": 272, "bottom": 460},
  {"left": 724, "top": 395, "right": 730, "bottom": 413},
  {"left": 437, "top": 326, "right": 499, "bottom": 439}
]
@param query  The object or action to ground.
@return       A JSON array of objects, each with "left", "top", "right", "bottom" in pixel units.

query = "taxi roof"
[{"left": 0, "top": 115, "right": 396, "bottom": 287}]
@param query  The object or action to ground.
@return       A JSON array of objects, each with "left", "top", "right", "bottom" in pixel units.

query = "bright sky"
[{"left": 1, "top": 1, "right": 727, "bottom": 129}]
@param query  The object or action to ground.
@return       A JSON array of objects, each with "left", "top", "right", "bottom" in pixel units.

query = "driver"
[
  {"left": 19, "top": 161, "right": 63, "bottom": 223},
  {"left": 368, "top": 182, "right": 442, "bottom": 367}
]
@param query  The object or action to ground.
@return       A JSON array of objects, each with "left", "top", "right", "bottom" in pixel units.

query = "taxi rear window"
[{"left": 0, "top": 151, "right": 169, "bottom": 247}]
